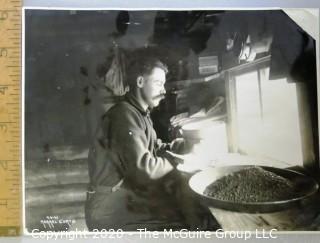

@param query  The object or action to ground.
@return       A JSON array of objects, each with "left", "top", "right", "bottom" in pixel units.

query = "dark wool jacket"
[
  {"left": 88, "top": 93, "right": 175, "bottom": 189},
  {"left": 86, "top": 93, "right": 184, "bottom": 230}
]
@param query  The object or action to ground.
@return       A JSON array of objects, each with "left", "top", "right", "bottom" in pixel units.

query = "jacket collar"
[{"left": 125, "top": 93, "right": 150, "bottom": 116}]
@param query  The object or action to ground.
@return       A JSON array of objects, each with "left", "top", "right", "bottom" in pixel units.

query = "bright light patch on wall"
[{"left": 235, "top": 68, "right": 303, "bottom": 166}]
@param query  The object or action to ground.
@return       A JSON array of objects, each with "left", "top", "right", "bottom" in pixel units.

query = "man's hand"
[
  {"left": 168, "top": 152, "right": 214, "bottom": 173},
  {"left": 164, "top": 150, "right": 185, "bottom": 166},
  {"left": 170, "top": 138, "right": 185, "bottom": 153}
]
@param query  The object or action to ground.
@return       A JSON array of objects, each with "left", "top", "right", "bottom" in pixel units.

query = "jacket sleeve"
[{"left": 108, "top": 107, "right": 174, "bottom": 182}]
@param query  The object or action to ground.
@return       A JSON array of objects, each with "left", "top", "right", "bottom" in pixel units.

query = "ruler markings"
[
  {"left": 11, "top": 31, "right": 20, "bottom": 34},
  {"left": 7, "top": 128, "right": 19, "bottom": 131},
  {"left": 9, "top": 149, "right": 19, "bottom": 152},
  {"left": 10, "top": 15, "right": 20, "bottom": 18},
  {"left": 7, "top": 208, "right": 19, "bottom": 211},
  {"left": 9, "top": 133, "right": 19, "bottom": 136},
  {"left": 0, "top": 46, "right": 19, "bottom": 49},
  {"left": 6, "top": 202, "right": 20, "bottom": 206},
  {"left": 9, "top": 185, "right": 20, "bottom": 189},
  {"left": 5, "top": 194, "right": 19, "bottom": 197},
  {"left": 0, "top": 0, "right": 21, "bottom": 234},
  {"left": 6, "top": 66, "right": 19, "bottom": 68},
  {"left": 10, "top": 173, "right": 19, "bottom": 177},
  {"left": 7, "top": 142, "right": 19, "bottom": 145},
  {"left": 7, "top": 56, "right": 20, "bottom": 60},
  {"left": 6, "top": 207, "right": 20, "bottom": 210},
  {"left": 5, "top": 170, "right": 19, "bottom": 176},
  {"left": 8, "top": 168, "right": 18, "bottom": 172},
  {"left": 0, "top": 10, "right": 17, "bottom": 12},
  {"left": 9, "top": 166, "right": 20, "bottom": 169},
  {"left": 8, "top": 164, "right": 20, "bottom": 168}
]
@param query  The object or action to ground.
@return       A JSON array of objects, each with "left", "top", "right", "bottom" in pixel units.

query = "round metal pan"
[{"left": 189, "top": 165, "right": 319, "bottom": 213}]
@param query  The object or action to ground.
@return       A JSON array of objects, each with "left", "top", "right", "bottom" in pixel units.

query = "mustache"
[{"left": 152, "top": 93, "right": 166, "bottom": 100}]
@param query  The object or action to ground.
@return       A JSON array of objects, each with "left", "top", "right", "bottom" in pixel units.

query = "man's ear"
[{"left": 136, "top": 76, "right": 144, "bottom": 88}]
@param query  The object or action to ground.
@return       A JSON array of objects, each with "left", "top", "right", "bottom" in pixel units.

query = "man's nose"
[{"left": 161, "top": 88, "right": 166, "bottom": 95}]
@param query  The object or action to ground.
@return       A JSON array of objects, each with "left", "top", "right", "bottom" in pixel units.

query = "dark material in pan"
[{"left": 189, "top": 165, "right": 319, "bottom": 213}]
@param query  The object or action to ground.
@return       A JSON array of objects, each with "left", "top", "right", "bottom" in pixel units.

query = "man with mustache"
[{"left": 85, "top": 48, "right": 186, "bottom": 231}]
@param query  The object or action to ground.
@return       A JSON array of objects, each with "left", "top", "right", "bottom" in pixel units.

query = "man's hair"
[{"left": 126, "top": 48, "right": 168, "bottom": 88}]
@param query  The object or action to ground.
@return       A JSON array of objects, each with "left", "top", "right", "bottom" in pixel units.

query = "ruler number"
[
  {"left": 0, "top": 86, "right": 8, "bottom": 95},
  {"left": 0, "top": 11, "right": 8, "bottom": 21},
  {"left": 0, "top": 48, "right": 8, "bottom": 57},
  {"left": 0, "top": 123, "right": 8, "bottom": 132},
  {"left": 0, "top": 199, "right": 8, "bottom": 208},
  {"left": 0, "top": 160, "right": 8, "bottom": 170}
]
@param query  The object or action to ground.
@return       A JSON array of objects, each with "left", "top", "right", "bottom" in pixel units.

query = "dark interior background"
[{"left": 25, "top": 10, "right": 317, "bottom": 158}]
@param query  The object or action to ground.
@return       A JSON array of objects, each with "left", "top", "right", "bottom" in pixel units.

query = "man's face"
[{"left": 140, "top": 67, "right": 166, "bottom": 109}]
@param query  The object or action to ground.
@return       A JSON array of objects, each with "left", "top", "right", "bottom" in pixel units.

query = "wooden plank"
[
  {"left": 26, "top": 184, "right": 87, "bottom": 207},
  {"left": 295, "top": 82, "right": 318, "bottom": 171}
]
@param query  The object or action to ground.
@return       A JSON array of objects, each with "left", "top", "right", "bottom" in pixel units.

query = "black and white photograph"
[{"left": 24, "top": 9, "right": 320, "bottom": 233}]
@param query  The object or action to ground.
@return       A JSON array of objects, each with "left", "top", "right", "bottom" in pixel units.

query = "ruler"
[{"left": 0, "top": 0, "right": 21, "bottom": 237}]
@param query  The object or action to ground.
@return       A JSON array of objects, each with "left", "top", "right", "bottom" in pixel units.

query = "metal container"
[{"left": 189, "top": 165, "right": 319, "bottom": 230}]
